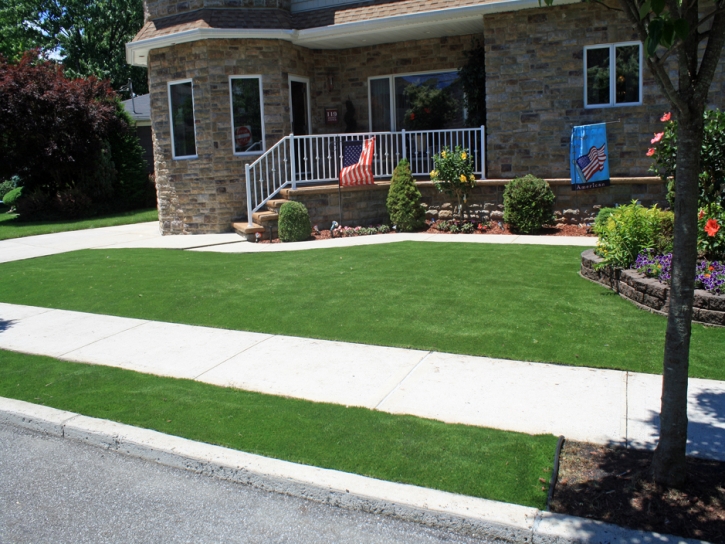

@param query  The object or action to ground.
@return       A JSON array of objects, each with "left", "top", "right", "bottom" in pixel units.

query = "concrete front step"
[{"left": 265, "top": 199, "right": 288, "bottom": 210}]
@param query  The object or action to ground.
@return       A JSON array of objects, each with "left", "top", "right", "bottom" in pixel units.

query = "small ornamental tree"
[
  {"left": 386, "top": 159, "right": 425, "bottom": 232},
  {"left": 430, "top": 146, "right": 477, "bottom": 221},
  {"left": 0, "top": 51, "right": 149, "bottom": 219},
  {"left": 647, "top": 109, "right": 725, "bottom": 209}
]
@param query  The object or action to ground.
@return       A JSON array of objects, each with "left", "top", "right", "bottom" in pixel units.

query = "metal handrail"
[{"left": 245, "top": 126, "right": 486, "bottom": 226}]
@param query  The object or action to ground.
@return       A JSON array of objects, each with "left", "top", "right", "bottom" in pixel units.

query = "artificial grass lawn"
[
  {"left": 0, "top": 243, "right": 723, "bottom": 380},
  {"left": 0, "top": 208, "right": 158, "bottom": 241},
  {"left": 0, "top": 349, "right": 557, "bottom": 509}
]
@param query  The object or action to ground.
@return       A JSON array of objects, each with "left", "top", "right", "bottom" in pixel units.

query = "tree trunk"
[{"left": 652, "top": 111, "right": 704, "bottom": 487}]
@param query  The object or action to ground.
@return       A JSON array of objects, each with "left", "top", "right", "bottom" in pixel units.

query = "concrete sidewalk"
[
  {"left": 0, "top": 221, "right": 596, "bottom": 264},
  {"left": 2, "top": 302, "right": 724, "bottom": 461}
]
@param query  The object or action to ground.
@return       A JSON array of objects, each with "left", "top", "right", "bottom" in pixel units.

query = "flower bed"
[{"left": 580, "top": 249, "right": 725, "bottom": 326}]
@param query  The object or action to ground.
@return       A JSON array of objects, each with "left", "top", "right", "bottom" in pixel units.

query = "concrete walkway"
[
  {"left": 0, "top": 221, "right": 596, "bottom": 264},
  {"left": 2, "top": 302, "right": 724, "bottom": 461}
]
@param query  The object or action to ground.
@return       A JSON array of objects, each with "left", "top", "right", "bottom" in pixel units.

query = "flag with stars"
[
  {"left": 570, "top": 123, "right": 610, "bottom": 190},
  {"left": 340, "top": 138, "right": 375, "bottom": 186}
]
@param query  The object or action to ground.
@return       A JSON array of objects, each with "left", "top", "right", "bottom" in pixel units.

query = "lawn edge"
[{"left": 0, "top": 396, "right": 701, "bottom": 544}]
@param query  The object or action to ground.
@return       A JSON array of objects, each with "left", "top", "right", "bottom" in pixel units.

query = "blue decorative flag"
[{"left": 570, "top": 123, "right": 610, "bottom": 191}]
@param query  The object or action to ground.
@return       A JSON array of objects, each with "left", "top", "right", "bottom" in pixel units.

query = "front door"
[{"left": 289, "top": 78, "right": 309, "bottom": 136}]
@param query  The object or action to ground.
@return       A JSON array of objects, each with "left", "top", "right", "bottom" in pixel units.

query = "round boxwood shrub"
[
  {"left": 278, "top": 201, "right": 312, "bottom": 242},
  {"left": 386, "top": 159, "right": 425, "bottom": 232},
  {"left": 2, "top": 186, "right": 22, "bottom": 207},
  {"left": 503, "top": 175, "right": 556, "bottom": 234}
]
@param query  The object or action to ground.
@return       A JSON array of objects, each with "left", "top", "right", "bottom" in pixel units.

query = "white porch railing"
[{"left": 245, "top": 126, "right": 486, "bottom": 226}]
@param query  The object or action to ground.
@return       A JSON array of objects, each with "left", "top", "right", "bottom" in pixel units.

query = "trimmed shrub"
[
  {"left": 503, "top": 175, "right": 556, "bottom": 234},
  {"left": 0, "top": 176, "right": 19, "bottom": 201},
  {"left": 593, "top": 201, "right": 674, "bottom": 268},
  {"left": 386, "top": 159, "right": 425, "bottom": 232},
  {"left": 278, "top": 201, "right": 311, "bottom": 242},
  {"left": 2, "top": 186, "right": 22, "bottom": 207}
]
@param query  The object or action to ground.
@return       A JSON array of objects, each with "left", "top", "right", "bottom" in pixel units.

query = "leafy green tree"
[
  {"left": 0, "top": 0, "right": 147, "bottom": 94},
  {"left": 544, "top": 0, "right": 725, "bottom": 486}
]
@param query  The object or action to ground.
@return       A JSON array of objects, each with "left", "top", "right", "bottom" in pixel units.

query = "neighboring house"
[
  {"left": 126, "top": 0, "right": 725, "bottom": 235},
  {"left": 121, "top": 94, "right": 155, "bottom": 174}
]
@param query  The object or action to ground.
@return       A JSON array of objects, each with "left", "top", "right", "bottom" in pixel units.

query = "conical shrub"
[{"left": 386, "top": 159, "right": 425, "bottom": 232}]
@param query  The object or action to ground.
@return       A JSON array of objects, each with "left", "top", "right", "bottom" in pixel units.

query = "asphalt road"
[{"left": 0, "top": 423, "right": 492, "bottom": 544}]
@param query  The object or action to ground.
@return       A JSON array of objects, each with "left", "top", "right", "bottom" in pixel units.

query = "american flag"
[
  {"left": 575, "top": 144, "right": 607, "bottom": 182},
  {"left": 340, "top": 138, "right": 375, "bottom": 187}
]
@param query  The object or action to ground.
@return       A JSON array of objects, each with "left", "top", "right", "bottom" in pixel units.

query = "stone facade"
[
  {"left": 483, "top": 2, "right": 725, "bottom": 179},
  {"left": 281, "top": 178, "right": 667, "bottom": 230},
  {"left": 149, "top": 35, "right": 474, "bottom": 233},
  {"left": 581, "top": 249, "right": 725, "bottom": 327}
]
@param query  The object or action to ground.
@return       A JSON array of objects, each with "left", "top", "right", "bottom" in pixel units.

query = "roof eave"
[{"left": 126, "top": 0, "right": 580, "bottom": 66}]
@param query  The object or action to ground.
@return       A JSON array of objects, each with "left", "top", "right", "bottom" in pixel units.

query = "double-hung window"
[
  {"left": 229, "top": 76, "right": 265, "bottom": 155},
  {"left": 168, "top": 79, "right": 197, "bottom": 159},
  {"left": 584, "top": 42, "right": 642, "bottom": 108}
]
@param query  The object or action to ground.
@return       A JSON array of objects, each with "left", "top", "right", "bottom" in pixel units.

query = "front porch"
[{"left": 236, "top": 127, "right": 486, "bottom": 237}]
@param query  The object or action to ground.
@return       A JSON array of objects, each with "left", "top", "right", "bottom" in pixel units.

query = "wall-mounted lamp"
[{"left": 327, "top": 75, "right": 334, "bottom": 92}]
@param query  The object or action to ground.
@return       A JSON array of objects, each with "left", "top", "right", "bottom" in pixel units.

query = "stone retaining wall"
[
  {"left": 281, "top": 177, "right": 667, "bottom": 229},
  {"left": 580, "top": 249, "right": 725, "bottom": 327}
]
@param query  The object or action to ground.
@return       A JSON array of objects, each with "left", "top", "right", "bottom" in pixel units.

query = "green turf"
[
  {"left": 0, "top": 243, "right": 722, "bottom": 379},
  {"left": 0, "top": 350, "right": 557, "bottom": 508},
  {"left": 0, "top": 208, "right": 158, "bottom": 240}
]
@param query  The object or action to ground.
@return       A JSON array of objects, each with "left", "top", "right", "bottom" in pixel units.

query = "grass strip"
[
  {"left": 0, "top": 243, "right": 722, "bottom": 379},
  {"left": 0, "top": 208, "right": 157, "bottom": 241},
  {"left": 0, "top": 349, "right": 557, "bottom": 509}
]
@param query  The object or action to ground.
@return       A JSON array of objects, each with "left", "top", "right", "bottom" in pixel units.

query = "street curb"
[{"left": 0, "top": 397, "right": 704, "bottom": 544}]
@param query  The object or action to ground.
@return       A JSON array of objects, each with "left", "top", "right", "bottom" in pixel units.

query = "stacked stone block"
[{"left": 581, "top": 249, "right": 725, "bottom": 326}]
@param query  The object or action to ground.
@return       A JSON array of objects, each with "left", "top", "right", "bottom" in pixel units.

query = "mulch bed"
[
  {"left": 550, "top": 441, "right": 725, "bottom": 542},
  {"left": 257, "top": 222, "right": 595, "bottom": 243}
]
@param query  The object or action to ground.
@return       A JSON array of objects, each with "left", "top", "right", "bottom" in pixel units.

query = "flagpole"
[{"left": 338, "top": 183, "right": 343, "bottom": 226}]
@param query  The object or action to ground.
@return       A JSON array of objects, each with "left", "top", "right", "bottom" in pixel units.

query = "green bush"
[
  {"left": 593, "top": 201, "right": 674, "bottom": 268},
  {"left": 386, "top": 159, "right": 425, "bottom": 232},
  {"left": 278, "top": 201, "right": 311, "bottom": 242},
  {"left": 0, "top": 176, "right": 19, "bottom": 201},
  {"left": 2, "top": 186, "right": 22, "bottom": 207},
  {"left": 502, "top": 175, "right": 556, "bottom": 234}
]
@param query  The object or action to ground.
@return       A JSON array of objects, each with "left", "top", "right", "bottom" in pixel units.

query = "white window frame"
[
  {"left": 229, "top": 75, "right": 266, "bottom": 156},
  {"left": 367, "top": 69, "right": 462, "bottom": 132},
  {"left": 583, "top": 41, "right": 643, "bottom": 109},
  {"left": 167, "top": 78, "right": 198, "bottom": 160}
]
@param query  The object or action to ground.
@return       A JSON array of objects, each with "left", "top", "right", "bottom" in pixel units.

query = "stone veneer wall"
[
  {"left": 149, "top": 39, "right": 313, "bottom": 234},
  {"left": 281, "top": 177, "right": 667, "bottom": 229},
  {"left": 483, "top": 2, "right": 725, "bottom": 179},
  {"left": 149, "top": 35, "right": 475, "bottom": 234},
  {"left": 581, "top": 249, "right": 725, "bottom": 327}
]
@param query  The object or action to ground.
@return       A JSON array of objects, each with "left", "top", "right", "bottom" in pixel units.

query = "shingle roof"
[
  {"left": 132, "top": 0, "right": 502, "bottom": 42},
  {"left": 135, "top": 8, "right": 292, "bottom": 41},
  {"left": 294, "top": 0, "right": 493, "bottom": 29}
]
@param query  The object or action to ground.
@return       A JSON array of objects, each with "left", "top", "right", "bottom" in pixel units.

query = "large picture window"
[
  {"left": 229, "top": 76, "right": 265, "bottom": 154},
  {"left": 584, "top": 42, "right": 642, "bottom": 108},
  {"left": 168, "top": 80, "right": 197, "bottom": 159},
  {"left": 369, "top": 71, "right": 464, "bottom": 131}
]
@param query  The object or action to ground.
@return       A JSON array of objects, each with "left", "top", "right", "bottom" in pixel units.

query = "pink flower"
[
  {"left": 651, "top": 132, "right": 664, "bottom": 144},
  {"left": 646, "top": 148, "right": 656, "bottom": 157},
  {"left": 705, "top": 219, "right": 720, "bottom": 237},
  {"left": 699, "top": 209, "right": 706, "bottom": 220},
  {"left": 660, "top": 112, "right": 671, "bottom": 122}
]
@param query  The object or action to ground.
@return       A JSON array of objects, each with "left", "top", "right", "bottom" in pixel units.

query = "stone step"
[
  {"left": 265, "top": 199, "right": 289, "bottom": 210},
  {"left": 252, "top": 210, "right": 279, "bottom": 224},
  {"left": 231, "top": 222, "right": 265, "bottom": 235}
]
